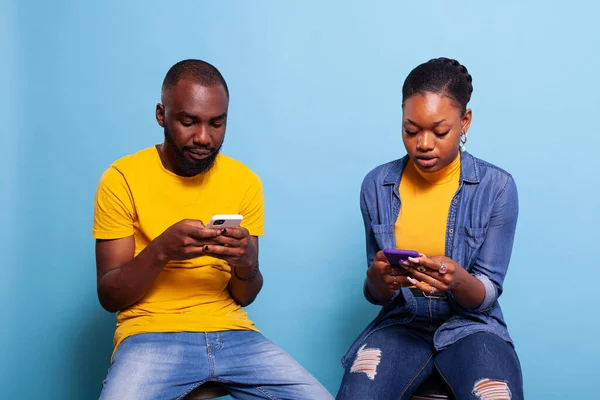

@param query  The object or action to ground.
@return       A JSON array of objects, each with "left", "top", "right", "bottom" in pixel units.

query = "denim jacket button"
[
  {"left": 453, "top": 199, "right": 459, "bottom": 204},
  {"left": 449, "top": 228, "right": 454, "bottom": 234}
]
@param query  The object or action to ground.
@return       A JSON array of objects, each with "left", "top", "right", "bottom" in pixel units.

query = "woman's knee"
[
  {"left": 436, "top": 332, "right": 523, "bottom": 400},
  {"left": 338, "top": 326, "right": 434, "bottom": 399}
]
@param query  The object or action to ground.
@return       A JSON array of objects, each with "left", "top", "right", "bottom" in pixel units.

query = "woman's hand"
[
  {"left": 401, "top": 255, "right": 461, "bottom": 294},
  {"left": 402, "top": 254, "right": 486, "bottom": 309},
  {"left": 366, "top": 251, "right": 412, "bottom": 303}
]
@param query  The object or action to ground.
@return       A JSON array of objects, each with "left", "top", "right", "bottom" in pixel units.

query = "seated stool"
[
  {"left": 183, "top": 373, "right": 450, "bottom": 400},
  {"left": 411, "top": 370, "right": 452, "bottom": 400},
  {"left": 185, "top": 382, "right": 229, "bottom": 399}
]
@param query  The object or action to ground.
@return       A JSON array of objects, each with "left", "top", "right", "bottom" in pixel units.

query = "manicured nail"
[
  {"left": 408, "top": 257, "right": 419, "bottom": 263},
  {"left": 406, "top": 276, "right": 416, "bottom": 284}
]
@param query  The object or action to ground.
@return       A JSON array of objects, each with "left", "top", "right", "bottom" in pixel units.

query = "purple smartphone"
[{"left": 383, "top": 248, "right": 420, "bottom": 265}]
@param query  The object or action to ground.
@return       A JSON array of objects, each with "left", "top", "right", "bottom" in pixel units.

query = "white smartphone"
[{"left": 206, "top": 214, "right": 244, "bottom": 229}]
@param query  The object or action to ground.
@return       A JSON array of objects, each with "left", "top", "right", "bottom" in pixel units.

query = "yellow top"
[
  {"left": 92, "top": 147, "right": 263, "bottom": 354},
  {"left": 395, "top": 154, "right": 461, "bottom": 257}
]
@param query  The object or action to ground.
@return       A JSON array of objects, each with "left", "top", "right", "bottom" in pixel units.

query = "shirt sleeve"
[
  {"left": 239, "top": 171, "right": 264, "bottom": 237},
  {"left": 92, "top": 166, "right": 136, "bottom": 240},
  {"left": 360, "top": 173, "right": 386, "bottom": 305},
  {"left": 469, "top": 176, "right": 519, "bottom": 312}
]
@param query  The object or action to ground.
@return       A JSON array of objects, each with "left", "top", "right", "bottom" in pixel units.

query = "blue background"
[{"left": 2, "top": 1, "right": 599, "bottom": 398}]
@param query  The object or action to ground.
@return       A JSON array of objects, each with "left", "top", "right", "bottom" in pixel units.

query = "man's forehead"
[{"left": 164, "top": 79, "right": 228, "bottom": 114}]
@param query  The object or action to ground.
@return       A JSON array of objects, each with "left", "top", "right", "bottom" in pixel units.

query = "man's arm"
[
  {"left": 96, "top": 236, "right": 167, "bottom": 313},
  {"left": 96, "top": 219, "right": 221, "bottom": 313},
  {"left": 203, "top": 229, "right": 262, "bottom": 307},
  {"left": 227, "top": 236, "right": 263, "bottom": 306}
]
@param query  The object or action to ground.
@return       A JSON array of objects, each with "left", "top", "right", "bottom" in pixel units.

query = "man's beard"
[{"left": 164, "top": 126, "right": 222, "bottom": 177}]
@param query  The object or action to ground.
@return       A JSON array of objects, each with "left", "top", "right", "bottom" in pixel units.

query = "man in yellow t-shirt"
[{"left": 94, "top": 59, "right": 332, "bottom": 400}]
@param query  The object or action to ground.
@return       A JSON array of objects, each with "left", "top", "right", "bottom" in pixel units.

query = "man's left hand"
[{"left": 202, "top": 227, "right": 257, "bottom": 272}]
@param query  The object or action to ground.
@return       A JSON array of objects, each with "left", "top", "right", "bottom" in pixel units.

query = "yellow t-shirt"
[
  {"left": 92, "top": 147, "right": 263, "bottom": 353},
  {"left": 395, "top": 154, "right": 461, "bottom": 257}
]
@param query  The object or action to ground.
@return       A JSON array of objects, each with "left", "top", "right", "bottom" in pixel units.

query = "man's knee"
[{"left": 99, "top": 336, "right": 182, "bottom": 399}]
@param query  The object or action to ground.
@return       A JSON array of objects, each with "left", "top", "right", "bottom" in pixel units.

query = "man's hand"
[
  {"left": 201, "top": 227, "right": 262, "bottom": 306},
  {"left": 202, "top": 227, "right": 258, "bottom": 276},
  {"left": 152, "top": 219, "right": 222, "bottom": 262}
]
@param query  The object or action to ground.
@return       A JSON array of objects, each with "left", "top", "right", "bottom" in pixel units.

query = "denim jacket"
[{"left": 342, "top": 151, "right": 518, "bottom": 367}]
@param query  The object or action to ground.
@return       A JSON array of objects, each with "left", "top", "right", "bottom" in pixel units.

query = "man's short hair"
[{"left": 162, "top": 59, "right": 229, "bottom": 97}]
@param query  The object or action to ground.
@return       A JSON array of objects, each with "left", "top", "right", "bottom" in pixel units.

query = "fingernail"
[
  {"left": 408, "top": 257, "right": 419, "bottom": 263},
  {"left": 406, "top": 276, "right": 416, "bottom": 284}
]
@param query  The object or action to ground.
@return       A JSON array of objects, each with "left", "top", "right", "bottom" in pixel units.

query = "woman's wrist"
[
  {"left": 448, "top": 265, "right": 485, "bottom": 308},
  {"left": 366, "top": 268, "right": 391, "bottom": 303}
]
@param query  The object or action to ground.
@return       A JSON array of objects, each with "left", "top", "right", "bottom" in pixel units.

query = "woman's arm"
[{"left": 404, "top": 176, "right": 519, "bottom": 311}]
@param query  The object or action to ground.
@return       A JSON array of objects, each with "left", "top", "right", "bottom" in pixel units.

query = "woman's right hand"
[{"left": 366, "top": 251, "right": 411, "bottom": 303}]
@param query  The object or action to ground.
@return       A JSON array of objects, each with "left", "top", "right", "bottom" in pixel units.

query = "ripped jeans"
[{"left": 336, "top": 296, "right": 523, "bottom": 400}]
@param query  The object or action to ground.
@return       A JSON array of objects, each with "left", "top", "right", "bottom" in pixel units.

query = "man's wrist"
[
  {"left": 146, "top": 240, "right": 169, "bottom": 265},
  {"left": 233, "top": 262, "right": 259, "bottom": 281}
]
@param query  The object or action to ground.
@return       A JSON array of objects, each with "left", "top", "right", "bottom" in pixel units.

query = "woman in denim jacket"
[{"left": 337, "top": 58, "right": 523, "bottom": 400}]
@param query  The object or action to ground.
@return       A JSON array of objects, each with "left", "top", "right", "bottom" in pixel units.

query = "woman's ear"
[{"left": 461, "top": 108, "right": 472, "bottom": 134}]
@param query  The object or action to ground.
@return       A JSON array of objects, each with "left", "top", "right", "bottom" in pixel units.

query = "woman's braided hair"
[{"left": 402, "top": 57, "right": 473, "bottom": 113}]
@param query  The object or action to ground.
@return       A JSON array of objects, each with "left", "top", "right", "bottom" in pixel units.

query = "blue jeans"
[
  {"left": 336, "top": 296, "right": 523, "bottom": 400},
  {"left": 99, "top": 330, "right": 333, "bottom": 400}
]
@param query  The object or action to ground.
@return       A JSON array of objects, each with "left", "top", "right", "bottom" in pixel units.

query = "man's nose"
[{"left": 193, "top": 125, "right": 211, "bottom": 146}]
